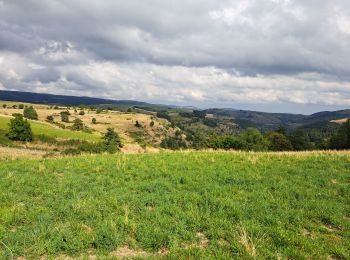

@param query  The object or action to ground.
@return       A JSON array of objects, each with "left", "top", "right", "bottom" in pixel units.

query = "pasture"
[{"left": 0, "top": 151, "right": 349, "bottom": 259}]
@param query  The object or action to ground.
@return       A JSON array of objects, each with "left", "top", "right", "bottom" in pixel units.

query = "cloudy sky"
[{"left": 0, "top": 0, "right": 350, "bottom": 114}]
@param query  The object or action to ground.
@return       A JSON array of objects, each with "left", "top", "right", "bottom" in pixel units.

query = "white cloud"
[{"left": 0, "top": 0, "right": 350, "bottom": 113}]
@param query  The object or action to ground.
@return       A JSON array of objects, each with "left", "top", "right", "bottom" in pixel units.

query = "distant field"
[
  {"left": 0, "top": 116, "right": 100, "bottom": 142},
  {"left": 0, "top": 151, "right": 349, "bottom": 259}
]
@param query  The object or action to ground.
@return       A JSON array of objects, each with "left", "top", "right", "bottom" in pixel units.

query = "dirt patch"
[
  {"left": 197, "top": 232, "right": 209, "bottom": 249},
  {"left": 110, "top": 246, "right": 149, "bottom": 258}
]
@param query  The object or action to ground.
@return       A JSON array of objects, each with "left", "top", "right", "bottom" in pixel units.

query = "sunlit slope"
[{"left": 0, "top": 116, "right": 100, "bottom": 142}]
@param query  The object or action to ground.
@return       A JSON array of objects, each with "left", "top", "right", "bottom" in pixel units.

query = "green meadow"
[
  {"left": 0, "top": 116, "right": 100, "bottom": 143},
  {"left": 0, "top": 152, "right": 349, "bottom": 259}
]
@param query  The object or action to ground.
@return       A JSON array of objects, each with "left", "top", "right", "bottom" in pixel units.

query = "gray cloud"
[{"left": 0, "top": 0, "right": 350, "bottom": 113}]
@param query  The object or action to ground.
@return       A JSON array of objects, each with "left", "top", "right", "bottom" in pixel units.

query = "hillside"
[
  {"left": 0, "top": 90, "right": 150, "bottom": 107},
  {"left": 0, "top": 152, "right": 349, "bottom": 259},
  {"left": 1, "top": 90, "right": 350, "bottom": 131},
  {"left": 0, "top": 101, "right": 174, "bottom": 154}
]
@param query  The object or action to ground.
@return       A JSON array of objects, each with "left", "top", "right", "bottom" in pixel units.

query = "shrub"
[
  {"left": 18, "top": 104, "right": 24, "bottom": 109},
  {"left": 2, "top": 104, "right": 6, "bottom": 108},
  {"left": 150, "top": 121, "right": 155, "bottom": 127},
  {"left": 161, "top": 135, "right": 187, "bottom": 150},
  {"left": 7, "top": 114, "right": 33, "bottom": 141},
  {"left": 23, "top": 106, "right": 38, "bottom": 120},
  {"left": 92, "top": 118, "right": 97, "bottom": 124},
  {"left": 46, "top": 115, "right": 54, "bottom": 123},
  {"left": 71, "top": 118, "right": 84, "bottom": 131},
  {"left": 135, "top": 121, "right": 142, "bottom": 128},
  {"left": 79, "top": 110, "right": 85, "bottom": 116},
  {"left": 60, "top": 111, "right": 70, "bottom": 122}
]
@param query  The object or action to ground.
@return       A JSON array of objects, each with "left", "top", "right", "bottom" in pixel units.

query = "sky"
[{"left": 0, "top": 0, "right": 350, "bottom": 114}]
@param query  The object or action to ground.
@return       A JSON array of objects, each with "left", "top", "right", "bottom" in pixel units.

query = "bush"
[
  {"left": 46, "top": 115, "right": 54, "bottom": 123},
  {"left": 2, "top": 104, "right": 6, "bottom": 108},
  {"left": 79, "top": 110, "right": 85, "bottom": 116},
  {"left": 18, "top": 104, "right": 24, "bottom": 109},
  {"left": 92, "top": 118, "right": 97, "bottom": 124},
  {"left": 150, "top": 121, "right": 155, "bottom": 127},
  {"left": 7, "top": 114, "right": 33, "bottom": 142},
  {"left": 71, "top": 118, "right": 85, "bottom": 131},
  {"left": 23, "top": 106, "right": 38, "bottom": 120},
  {"left": 161, "top": 135, "right": 187, "bottom": 150},
  {"left": 60, "top": 111, "right": 70, "bottom": 122},
  {"left": 135, "top": 121, "right": 142, "bottom": 128}
]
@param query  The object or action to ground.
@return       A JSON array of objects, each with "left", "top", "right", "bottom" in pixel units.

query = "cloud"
[{"left": 0, "top": 0, "right": 349, "bottom": 113}]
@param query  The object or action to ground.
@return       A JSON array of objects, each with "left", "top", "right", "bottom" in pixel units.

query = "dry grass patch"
[
  {"left": 238, "top": 226, "right": 257, "bottom": 258},
  {"left": 110, "top": 246, "right": 149, "bottom": 258}
]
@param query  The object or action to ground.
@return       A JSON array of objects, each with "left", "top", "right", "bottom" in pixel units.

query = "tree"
[
  {"left": 71, "top": 118, "right": 84, "bottom": 131},
  {"left": 160, "top": 135, "right": 187, "bottom": 150},
  {"left": 237, "top": 128, "right": 269, "bottom": 151},
  {"left": 23, "top": 106, "right": 38, "bottom": 120},
  {"left": 7, "top": 114, "right": 33, "bottom": 141},
  {"left": 276, "top": 125, "right": 287, "bottom": 135},
  {"left": 18, "top": 104, "right": 24, "bottom": 109},
  {"left": 92, "top": 118, "right": 97, "bottom": 124},
  {"left": 60, "top": 111, "right": 70, "bottom": 122},
  {"left": 79, "top": 110, "right": 85, "bottom": 116},
  {"left": 289, "top": 130, "right": 312, "bottom": 151},
  {"left": 103, "top": 128, "right": 122, "bottom": 152},
  {"left": 2, "top": 104, "right": 6, "bottom": 108},
  {"left": 46, "top": 115, "right": 54, "bottom": 123},
  {"left": 330, "top": 119, "right": 350, "bottom": 149},
  {"left": 150, "top": 121, "right": 155, "bottom": 127},
  {"left": 266, "top": 131, "right": 293, "bottom": 151}
]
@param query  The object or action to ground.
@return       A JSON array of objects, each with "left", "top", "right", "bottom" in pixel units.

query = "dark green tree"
[
  {"left": 7, "top": 114, "right": 33, "bottom": 141},
  {"left": 23, "top": 106, "right": 38, "bottom": 120},
  {"left": 330, "top": 119, "right": 350, "bottom": 149},
  {"left": 150, "top": 121, "right": 155, "bottom": 127},
  {"left": 289, "top": 130, "right": 312, "bottom": 151},
  {"left": 103, "top": 128, "right": 123, "bottom": 152}
]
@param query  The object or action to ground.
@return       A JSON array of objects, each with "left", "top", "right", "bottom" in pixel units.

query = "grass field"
[
  {"left": 0, "top": 151, "right": 349, "bottom": 259},
  {"left": 0, "top": 116, "right": 100, "bottom": 142}
]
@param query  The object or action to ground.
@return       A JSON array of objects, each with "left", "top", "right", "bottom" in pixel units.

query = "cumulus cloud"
[{"left": 0, "top": 0, "right": 349, "bottom": 113}]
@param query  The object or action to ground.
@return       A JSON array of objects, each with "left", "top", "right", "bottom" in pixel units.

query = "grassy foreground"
[{"left": 0, "top": 152, "right": 349, "bottom": 259}]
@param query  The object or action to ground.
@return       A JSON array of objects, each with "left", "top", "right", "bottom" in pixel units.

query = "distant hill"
[
  {"left": 1, "top": 90, "right": 349, "bottom": 130},
  {"left": 0, "top": 90, "right": 149, "bottom": 106}
]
